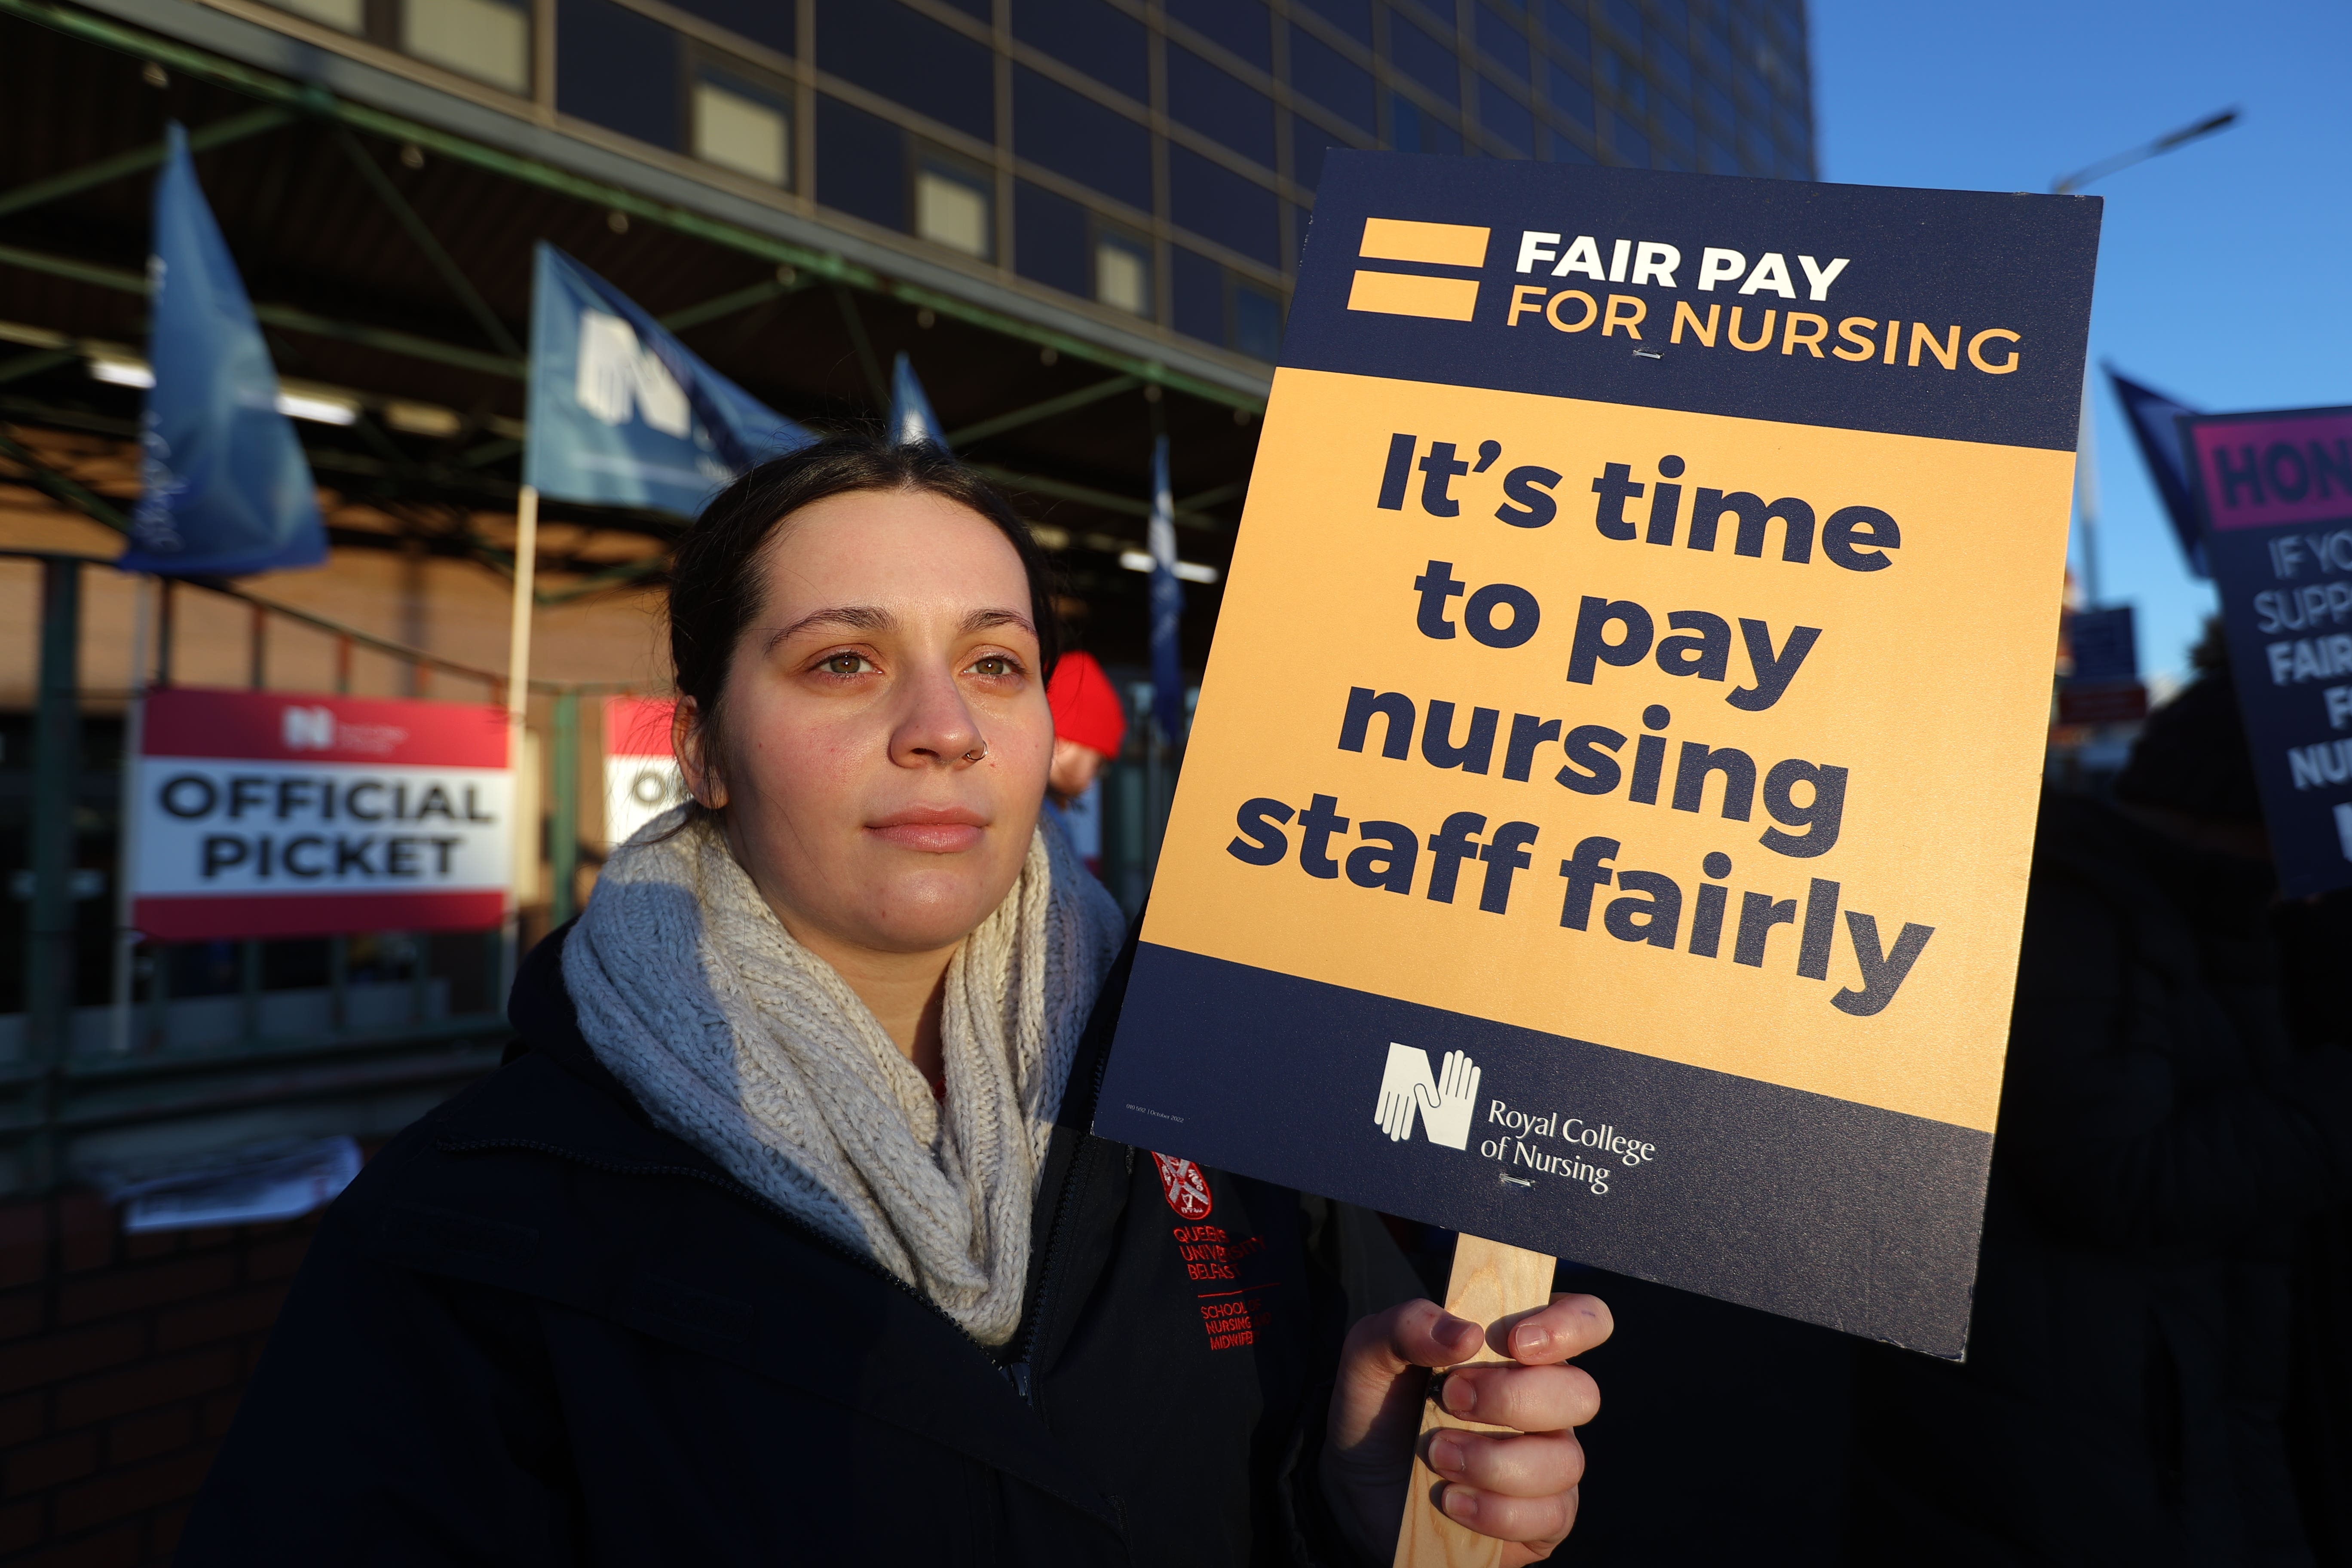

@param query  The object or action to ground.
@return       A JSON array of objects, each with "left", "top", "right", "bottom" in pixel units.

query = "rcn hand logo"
[{"left": 1373, "top": 1043, "right": 1481, "bottom": 1150}]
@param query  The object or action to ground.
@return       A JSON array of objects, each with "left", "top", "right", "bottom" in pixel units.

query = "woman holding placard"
[{"left": 177, "top": 434, "right": 1610, "bottom": 1566}]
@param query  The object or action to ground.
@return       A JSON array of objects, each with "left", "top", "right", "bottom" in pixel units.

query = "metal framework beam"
[
  {"left": 946, "top": 375, "right": 1140, "bottom": 449},
  {"left": 658, "top": 273, "right": 812, "bottom": 334},
  {"left": 0, "top": 241, "right": 527, "bottom": 377},
  {"left": 0, "top": 0, "right": 1268, "bottom": 412},
  {"left": 0, "top": 103, "right": 293, "bottom": 219},
  {"left": 334, "top": 127, "right": 523, "bottom": 359},
  {"left": 970, "top": 462, "right": 1228, "bottom": 534}
]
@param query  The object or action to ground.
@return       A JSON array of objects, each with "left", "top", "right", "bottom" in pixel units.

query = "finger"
[
  {"left": 1424, "top": 1427, "right": 1585, "bottom": 1498},
  {"left": 1436, "top": 1480, "right": 1575, "bottom": 1546},
  {"left": 1344, "top": 1298, "right": 1485, "bottom": 1381},
  {"left": 1437, "top": 1362, "right": 1601, "bottom": 1433},
  {"left": 1495, "top": 1292, "right": 1614, "bottom": 1364}
]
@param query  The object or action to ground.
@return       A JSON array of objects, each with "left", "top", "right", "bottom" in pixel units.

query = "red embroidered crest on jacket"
[{"left": 1149, "top": 1153, "right": 1213, "bottom": 1219}]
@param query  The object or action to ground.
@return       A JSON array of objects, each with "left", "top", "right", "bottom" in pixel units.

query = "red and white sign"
[
  {"left": 604, "top": 695, "right": 684, "bottom": 848},
  {"left": 130, "top": 688, "right": 513, "bottom": 941}
]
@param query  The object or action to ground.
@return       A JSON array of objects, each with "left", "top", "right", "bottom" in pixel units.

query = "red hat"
[{"left": 1048, "top": 651, "right": 1127, "bottom": 757}]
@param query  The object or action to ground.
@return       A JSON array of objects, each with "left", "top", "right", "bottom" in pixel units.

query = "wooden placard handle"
[{"left": 1390, "top": 1234, "right": 1559, "bottom": 1568}]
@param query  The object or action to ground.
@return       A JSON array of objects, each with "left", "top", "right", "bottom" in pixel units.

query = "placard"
[
  {"left": 603, "top": 695, "right": 684, "bottom": 849},
  {"left": 1092, "top": 153, "right": 2100, "bottom": 1357},
  {"left": 130, "top": 688, "right": 512, "bottom": 940},
  {"left": 2183, "top": 405, "right": 2352, "bottom": 896}
]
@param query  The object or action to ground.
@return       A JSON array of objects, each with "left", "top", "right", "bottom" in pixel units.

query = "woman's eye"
[
  {"left": 818, "top": 652, "right": 874, "bottom": 676},
  {"left": 968, "top": 655, "right": 1021, "bottom": 677}
]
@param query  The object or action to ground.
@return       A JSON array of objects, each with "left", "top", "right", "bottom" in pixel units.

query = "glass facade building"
[{"left": 245, "top": 0, "right": 1816, "bottom": 364}]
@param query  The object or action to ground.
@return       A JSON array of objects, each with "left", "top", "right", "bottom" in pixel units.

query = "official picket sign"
[
  {"left": 2184, "top": 405, "right": 2352, "bottom": 897},
  {"left": 130, "top": 688, "right": 513, "bottom": 940},
  {"left": 1092, "top": 153, "right": 2101, "bottom": 1357},
  {"left": 603, "top": 695, "right": 683, "bottom": 849}
]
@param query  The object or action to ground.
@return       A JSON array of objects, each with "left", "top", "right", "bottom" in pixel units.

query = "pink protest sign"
[{"left": 2188, "top": 408, "right": 2352, "bottom": 532}]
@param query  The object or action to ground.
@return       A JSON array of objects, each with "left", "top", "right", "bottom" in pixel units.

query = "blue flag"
[
  {"left": 2107, "top": 366, "right": 2207, "bottom": 579},
  {"left": 525, "top": 244, "right": 812, "bottom": 514},
  {"left": 118, "top": 123, "right": 326, "bottom": 578},
  {"left": 1147, "top": 435, "right": 1186, "bottom": 744},
  {"left": 887, "top": 353, "right": 947, "bottom": 448}
]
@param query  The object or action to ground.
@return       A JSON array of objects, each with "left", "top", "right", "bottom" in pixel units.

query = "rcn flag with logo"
[
  {"left": 524, "top": 244, "right": 814, "bottom": 515},
  {"left": 117, "top": 122, "right": 328, "bottom": 579}
]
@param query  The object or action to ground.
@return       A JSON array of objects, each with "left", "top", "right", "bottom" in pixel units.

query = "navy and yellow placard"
[{"left": 1092, "top": 153, "right": 2100, "bottom": 1359}]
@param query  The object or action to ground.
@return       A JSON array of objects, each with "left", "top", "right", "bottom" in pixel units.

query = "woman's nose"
[{"left": 888, "top": 662, "right": 984, "bottom": 768}]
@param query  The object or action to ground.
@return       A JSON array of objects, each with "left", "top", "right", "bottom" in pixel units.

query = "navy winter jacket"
[{"left": 176, "top": 929, "right": 1423, "bottom": 1566}]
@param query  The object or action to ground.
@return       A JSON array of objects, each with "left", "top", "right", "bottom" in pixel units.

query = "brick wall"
[{"left": 0, "top": 1189, "right": 325, "bottom": 1566}]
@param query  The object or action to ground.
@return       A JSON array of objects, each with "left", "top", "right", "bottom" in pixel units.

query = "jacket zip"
[{"left": 1003, "top": 1044, "right": 1117, "bottom": 1407}]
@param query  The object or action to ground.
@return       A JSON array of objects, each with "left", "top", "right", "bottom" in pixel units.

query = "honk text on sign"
[
  {"left": 130, "top": 689, "right": 513, "bottom": 941},
  {"left": 1092, "top": 153, "right": 2101, "bottom": 1357},
  {"left": 2183, "top": 405, "right": 2352, "bottom": 897}
]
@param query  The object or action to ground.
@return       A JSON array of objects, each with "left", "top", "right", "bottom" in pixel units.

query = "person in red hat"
[{"left": 1045, "top": 649, "right": 1127, "bottom": 877}]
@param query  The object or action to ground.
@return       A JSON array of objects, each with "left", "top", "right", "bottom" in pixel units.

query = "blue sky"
[{"left": 1810, "top": 0, "right": 2352, "bottom": 690}]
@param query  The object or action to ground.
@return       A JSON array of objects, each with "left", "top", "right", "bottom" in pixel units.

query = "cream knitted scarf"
[{"left": 563, "top": 805, "right": 1126, "bottom": 1344}]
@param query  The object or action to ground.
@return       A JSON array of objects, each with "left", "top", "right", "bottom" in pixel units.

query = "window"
[
  {"left": 1172, "top": 247, "right": 1224, "bottom": 346},
  {"left": 1013, "top": 66, "right": 1152, "bottom": 209},
  {"left": 1387, "top": 12, "right": 1460, "bottom": 104},
  {"left": 693, "top": 72, "right": 790, "bottom": 184},
  {"left": 915, "top": 159, "right": 992, "bottom": 258},
  {"left": 1544, "top": 60, "right": 1594, "bottom": 129},
  {"left": 1700, "top": 79, "right": 1735, "bottom": 131},
  {"left": 1234, "top": 283, "right": 1283, "bottom": 360},
  {"left": 1095, "top": 231, "right": 1152, "bottom": 315},
  {"left": 1011, "top": 0, "right": 1146, "bottom": 102},
  {"left": 1610, "top": 115, "right": 1650, "bottom": 166},
  {"left": 1600, "top": 49, "right": 1645, "bottom": 112},
  {"left": 1290, "top": 119, "right": 1357, "bottom": 190},
  {"left": 1387, "top": 93, "right": 1460, "bottom": 155},
  {"left": 1538, "top": 0, "right": 1588, "bottom": 59},
  {"left": 1168, "top": 47, "right": 1276, "bottom": 168},
  {"left": 1475, "top": 5, "right": 1530, "bottom": 77},
  {"left": 1167, "top": 0, "right": 1271, "bottom": 68},
  {"left": 406, "top": 0, "right": 530, "bottom": 92},
  {"left": 1658, "top": 97, "right": 1694, "bottom": 156},
  {"left": 1696, "top": 22, "right": 1731, "bottom": 76},
  {"left": 1701, "top": 135, "right": 1739, "bottom": 175},
  {"left": 1652, "top": 34, "right": 1693, "bottom": 97},
  {"left": 557, "top": 0, "right": 675, "bottom": 145},
  {"left": 1168, "top": 146, "right": 1278, "bottom": 266},
  {"left": 816, "top": 95, "right": 905, "bottom": 231},
  {"left": 1295, "top": 0, "right": 1371, "bottom": 45},
  {"left": 1542, "top": 123, "right": 1593, "bottom": 160},
  {"left": 1479, "top": 77, "right": 1532, "bottom": 153},
  {"left": 1014, "top": 180, "right": 1090, "bottom": 296},
  {"left": 1601, "top": 0, "right": 1640, "bottom": 42},
  {"left": 816, "top": 0, "right": 993, "bottom": 142},
  {"left": 271, "top": 0, "right": 362, "bottom": 32},
  {"left": 1289, "top": 26, "right": 1375, "bottom": 132},
  {"left": 668, "top": 0, "right": 793, "bottom": 56}
]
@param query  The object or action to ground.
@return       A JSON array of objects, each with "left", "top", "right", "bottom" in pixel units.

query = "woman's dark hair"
[{"left": 668, "top": 433, "right": 1060, "bottom": 808}]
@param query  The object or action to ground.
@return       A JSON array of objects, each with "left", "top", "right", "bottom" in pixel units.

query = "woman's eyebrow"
[
  {"left": 962, "top": 608, "right": 1036, "bottom": 637},
  {"left": 764, "top": 606, "right": 891, "bottom": 652}
]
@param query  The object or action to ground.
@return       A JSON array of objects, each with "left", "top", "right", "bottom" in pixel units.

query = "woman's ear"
[{"left": 673, "top": 696, "right": 728, "bottom": 810}]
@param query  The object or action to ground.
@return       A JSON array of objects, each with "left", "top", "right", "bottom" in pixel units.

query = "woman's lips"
[{"left": 867, "top": 806, "right": 987, "bottom": 854}]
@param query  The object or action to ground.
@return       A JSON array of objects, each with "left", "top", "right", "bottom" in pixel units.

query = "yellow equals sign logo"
[{"left": 1347, "top": 218, "right": 1491, "bottom": 323}]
